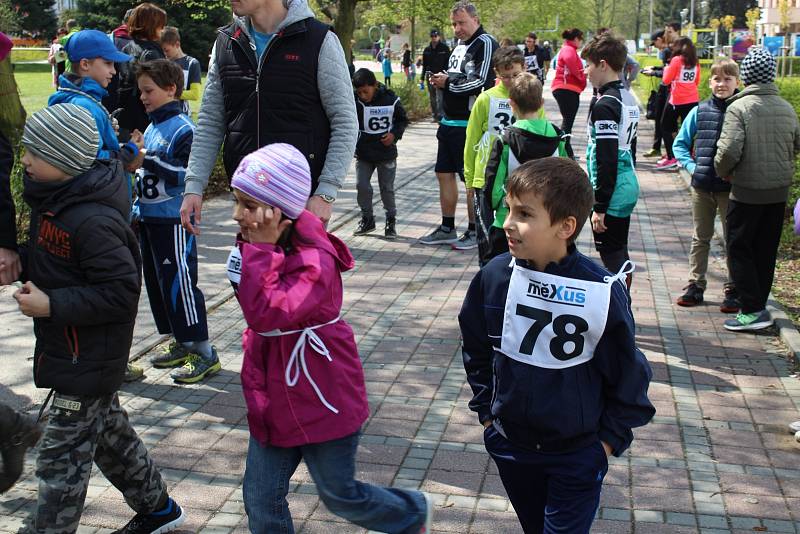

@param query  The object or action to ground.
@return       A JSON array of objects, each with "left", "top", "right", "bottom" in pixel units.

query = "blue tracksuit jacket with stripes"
[{"left": 135, "top": 101, "right": 194, "bottom": 222}]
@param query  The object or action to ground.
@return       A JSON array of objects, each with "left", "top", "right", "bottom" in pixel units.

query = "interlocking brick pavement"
[{"left": 1, "top": 84, "right": 799, "bottom": 534}]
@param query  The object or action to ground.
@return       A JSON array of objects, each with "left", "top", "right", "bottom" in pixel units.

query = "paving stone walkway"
[{"left": 1, "top": 87, "right": 799, "bottom": 534}]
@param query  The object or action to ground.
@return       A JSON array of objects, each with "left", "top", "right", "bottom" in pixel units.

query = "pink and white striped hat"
[{"left": 231, "top": 143, "right": 311, "bottom": 219}]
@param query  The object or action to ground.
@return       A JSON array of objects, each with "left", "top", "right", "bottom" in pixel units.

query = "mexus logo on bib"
[
  {"left": 226, "top": 245, "right": 242, "bottom": 294},
  {"left": 500, "top": 261, "right": 633, "bottom": 369}
]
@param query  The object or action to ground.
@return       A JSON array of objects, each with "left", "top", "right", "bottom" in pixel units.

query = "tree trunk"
[
  {"left": 635, "top": 0, "right": 644, "bottom": 48},
  {"left": 334, "top": 0, "right": 357, "bottom": 63}
]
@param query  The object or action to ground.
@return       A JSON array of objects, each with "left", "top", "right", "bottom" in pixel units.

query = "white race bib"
[
  {"left": 488, "top": 96, "right": 515, "bottom": 135},
  {"left": 226, "top": 245, "right": 242, "bottom": 289},
  {"left": 499, "top": 261, "right": 633, "bottom": 369},
  {"left": 448, "top": 44, "right": 467, "bottom": 74},
  {"left": 596, "top": 93, "right": 640, "bottom": 152},
  {"left": 362, "top": 104, "right": 394, "bottom": 134},
  {"left": 135, "top": 170, "right": 171, "bottom": 204},
  {"left": 678, "top": 65, "right": 698, "bottom": 84},
  {"left": 525, "top": 54, "right": 539, "bottom": 73}
]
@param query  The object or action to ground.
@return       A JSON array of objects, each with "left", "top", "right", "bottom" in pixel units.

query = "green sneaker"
[
  {"left": 124, "top": 363, "right": 144, "bottom": 382},
  {"left": 723, "top": 310, "right": 773, "bottom": 332},
  {"left": 151, "top": 342, "right": 191, "bottom": 369},
  {"left": 171, "top": 349, "right": 221, "bottom": 384}
]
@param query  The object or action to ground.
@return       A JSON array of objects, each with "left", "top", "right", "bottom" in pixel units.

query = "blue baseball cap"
[{"left": 65, "top": 29, "right": 131, "bottom": 63}]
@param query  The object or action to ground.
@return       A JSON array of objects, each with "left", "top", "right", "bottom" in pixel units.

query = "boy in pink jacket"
[{"left": 226, "top": 143, "right": 433, "bottom": 534}]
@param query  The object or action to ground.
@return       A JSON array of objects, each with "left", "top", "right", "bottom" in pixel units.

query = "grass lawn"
[{"left": 12, "top": 62, "right": 208, "bottom": 118}]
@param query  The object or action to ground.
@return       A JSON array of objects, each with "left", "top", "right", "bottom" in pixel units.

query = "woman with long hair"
[
  {"left": 656, "top": 36, "right": 700, "bottom": 170},
  {"left": 551, "top": 28, "right": 587, "bottom": 159},
  {"left": 117, "top": 2, "right": 167, "bottom": 138}
]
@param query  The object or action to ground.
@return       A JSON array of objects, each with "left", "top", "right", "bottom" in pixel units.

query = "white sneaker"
[
  {"left": 789, "top": 420, "right": 800, "bottom": 433},
  {"left": 796, "top": 430, "right": 800, "bottom": 443},
  {"left": 418, "top": 491, "right": 433, "bottom": 533}
]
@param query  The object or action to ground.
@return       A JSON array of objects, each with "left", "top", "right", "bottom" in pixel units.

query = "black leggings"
[
  {"left": 553, "top": 89, "right": 580, "bottom": 159},
  {"left": 661, "top": 102, "right": 697, "bottom": 159}
]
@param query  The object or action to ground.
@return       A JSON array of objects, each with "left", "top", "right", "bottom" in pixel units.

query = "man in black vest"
[
  {"left": 420, "top": 1, "right": 498, "bottom": 250},
  {"left": 180, "top": 0, "right": 357, "bottom": 232},
  {"left": 523, "top": 32, "right": 548, "bottom": 84},
  {"left": 422, "top": 29, "right": 450, "bottom": 122}
]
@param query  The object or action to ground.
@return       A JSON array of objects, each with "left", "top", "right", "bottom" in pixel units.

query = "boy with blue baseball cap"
[{"left": 49, "top": 30, "right": 143, "bottom": 173}]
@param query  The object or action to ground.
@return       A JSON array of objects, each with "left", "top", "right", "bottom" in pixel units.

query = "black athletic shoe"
[
  {"left": 0, "top": 412, "right": 42, "bottom": 493},
  {"left": 113, "top": 498, "right": 186, "bottom": 534},
  {"left": 385, "top": 217, "right": 397, "bottom": 239},
  {"left": 353, "top": 216, "right": 376, "bottom": 236},
  {"left": 720, "top": 287, "right": 741, "bottom": 314},
  {"left": 676, "top": 283, "right": 704, "bottom": 307}
]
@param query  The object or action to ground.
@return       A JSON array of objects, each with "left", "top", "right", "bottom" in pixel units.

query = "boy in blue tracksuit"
[
  {"left": 134, "top": 59, "right": 220, "bottom": 384},
  {"left": 582, "top": 34, "right": 640, "bottom": 286},
  {"left": 459, "top": 158, "right": 654, "bottom": 534},
  {"left": 48, "top": 30, "right": 141, "bottom": 173},
  {"left": 673, "top": 58, "right": 740, "bottom": 312}
]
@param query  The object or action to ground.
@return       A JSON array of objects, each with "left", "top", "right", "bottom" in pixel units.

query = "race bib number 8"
[
  {"left": 500, "top": 264, "right": 613, "bottom": 369},
  {"left": 135, "top": 170, "right": 170, "bottom": 204}
]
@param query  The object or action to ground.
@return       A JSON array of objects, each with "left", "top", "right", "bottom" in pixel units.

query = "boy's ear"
[{"left": 556, "top": 216, "right": 577, "bottom": 241}]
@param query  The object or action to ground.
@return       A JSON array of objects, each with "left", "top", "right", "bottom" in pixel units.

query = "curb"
[{"left": 631, "top": 84, "right": 800, "bottom": 362}]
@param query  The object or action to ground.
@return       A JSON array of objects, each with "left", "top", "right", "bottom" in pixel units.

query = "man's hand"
[
  {"left": 307, "top": 195, "right": 333, "bottom": 224},
  {"left": 180, "top": 193, "right": 203, "bottom": 235},
  {"left": 591, "top": 212, "right": 607, "bottom": 233},
  {"left": 14, "top": 281, "right": 50, "bottom": 318},
  {"left": 431, "top": 71, "right": 448, "bottom": 89},
  {"left": 0, "top": 248, "right": 21, "bottom": 285},
  {"left": 380, "top": 132, "right": 396, "bottom": 146},
  {"left": 601, "top": 441, "right": 613, "bottom": 457}
]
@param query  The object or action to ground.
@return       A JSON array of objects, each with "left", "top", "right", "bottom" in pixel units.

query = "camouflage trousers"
[{"left": 19, "top": 392, "right": 168, "bottom": 534}]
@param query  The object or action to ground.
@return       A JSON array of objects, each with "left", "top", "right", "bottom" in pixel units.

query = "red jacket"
[{"left": 551, "top": 40, "right": 587, "bottom": 94}]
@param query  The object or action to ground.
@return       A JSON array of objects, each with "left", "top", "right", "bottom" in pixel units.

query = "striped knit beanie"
[
  {"left": 231, "top": 143, "right": 311, "bottom": 219},
  {"left": 740, "top": 46, "right": 777, "bottom": 86},
  {"left": 22, "top": 104, "right": 99, "bottom": 177}
]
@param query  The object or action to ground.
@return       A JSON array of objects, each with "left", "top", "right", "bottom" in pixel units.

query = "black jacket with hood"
[
  {"left": 354, "top": 85, "right": 409, "bottom": 162},
  {"left": 20, "top": 160, "right": 141, "bottom": 397}
]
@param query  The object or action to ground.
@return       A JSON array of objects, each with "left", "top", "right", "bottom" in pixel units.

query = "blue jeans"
[
  {"left": 243, "top": 432, "right": 426, "bottom": 534},
  {"left": 484, "top": 425, "right": 608, "bottom": 534}
]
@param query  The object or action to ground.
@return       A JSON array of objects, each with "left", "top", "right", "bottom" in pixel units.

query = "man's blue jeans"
[{"left": 243, "top": 432, "right": 426, "bottom": 534}]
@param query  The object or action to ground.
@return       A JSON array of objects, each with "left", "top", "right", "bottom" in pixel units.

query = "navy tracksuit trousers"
[
  {"left": 139, "top": 221, "right": 208, "bottom": 343},
  {"left": 484, "top": 425, "right": 608, "bottom": 534}
]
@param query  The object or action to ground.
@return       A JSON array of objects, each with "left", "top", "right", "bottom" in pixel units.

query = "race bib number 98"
[{"left": 500, "top": 265, "right": 612, "bottom": 369}]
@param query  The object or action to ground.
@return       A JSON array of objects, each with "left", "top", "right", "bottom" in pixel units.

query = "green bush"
[{"left": 389, "top": 78, "right": 432, "bottom": 122}]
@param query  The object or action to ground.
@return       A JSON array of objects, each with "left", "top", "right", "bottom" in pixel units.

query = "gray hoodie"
[{"left": 184, "top": 0, "right": 357, "bottom": 200}]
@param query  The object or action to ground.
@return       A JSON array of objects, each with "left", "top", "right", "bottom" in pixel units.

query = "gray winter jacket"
[
  {"left": 714, "top": 83, "right": 800, "bottom": 204},
  {"left": 184, "top": 0, "right": 357, "bottom": 200}
]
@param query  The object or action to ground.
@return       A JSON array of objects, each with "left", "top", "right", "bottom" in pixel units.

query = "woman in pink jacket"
[
  {"left": 551, "top": 28, "right": 587, "bottom": 159},
  {"left": 656, "top": 37, "right": 700, "bottom": 170},
  {"left": 226, "top": 143, "right": 433, "bottom": 534}
]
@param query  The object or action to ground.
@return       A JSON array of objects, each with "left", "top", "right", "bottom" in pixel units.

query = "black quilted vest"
[
  {"left": 215, "top": 19, "right": 331, "bottom": 189},
  {"left": 692, "top": 97, "right": 731, "bottom": 192}
]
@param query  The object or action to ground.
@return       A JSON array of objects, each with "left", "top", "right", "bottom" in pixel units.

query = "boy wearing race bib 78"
[
  {"left": 583, "top": 33, "right": 641, "bottom": 286},
  {"left": 459, "top": 158, "right": 655, "bottom": 534}
]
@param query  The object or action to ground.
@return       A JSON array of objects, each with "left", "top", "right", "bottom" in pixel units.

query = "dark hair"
[
  {"left": 128, "top": 3, "right": 167, "bottom": 41},
  {"left": 160, "top": 26, "right": 180, "bottom": 45},
  {"left": 666, "top": 21, "right": 681, "bottom": 32},
  {"left": 493, "top": 46, "right": 525, "bottom": 70},
  {"left": 561, "top": 28, "right": 584, "bottom": 41},
  {"left": 580, "top": 32, "right": 628, "bottom": 72},
  {"left": 508, "top": 72, "right": 543, "bottom": 114},
  {"left": 651, "top": 30, "right": 665, "bottom": 42},
  {"left": 135, "top": 59, "right": 184, "bottom": 98},
  {"left": 596, "top": 27, "right": 610, "bottom": 35},
  {"left": 527, "top": 32, "right": 537, "bottom": 40},
  {"left": 506, "top": 158, "right": 593, "bottom": 245},
  {"left": 672, "top": 36, "right": 697, "bottom": 68},
  {"left": 352, "top": 68, "right": 378, "bottom": 88}
]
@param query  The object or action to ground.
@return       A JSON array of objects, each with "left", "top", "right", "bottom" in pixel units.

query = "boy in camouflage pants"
[{"left": 13, "top": 105, "right": 185, "bottom": 534}]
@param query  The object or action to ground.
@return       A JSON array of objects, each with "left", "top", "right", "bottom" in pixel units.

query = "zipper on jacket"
[
  {"left": 63, "top": 327, "right": 79, "bottom": 364},
  {"left": 254, "top": 32, "right": 281, "bottom": 148}
]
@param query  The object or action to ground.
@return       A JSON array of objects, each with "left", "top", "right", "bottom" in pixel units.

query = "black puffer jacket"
[{"left": 21, "top": 160, "right": 141, "bottom": 396}]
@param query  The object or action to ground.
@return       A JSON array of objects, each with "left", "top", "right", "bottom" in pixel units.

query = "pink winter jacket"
[{"left": 232, "top": 210, "right": 370, "bottom": 448}]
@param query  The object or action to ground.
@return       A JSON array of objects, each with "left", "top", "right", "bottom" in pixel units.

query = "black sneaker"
[
  {"left": 353, "top": 216, "right": 376, "bottom": 236},
  {"left": 0, "top": 411, "right": 42, "bottom": 493},
  {"left": 720, "top": 287, "right": 741, "bottom": 314},
  {"left": 676, "top": 283, "right": 704, "bottom": 307},
  {"left": 385, "top": 217, "right": 397, "bottom": 239},
  {"left": 113, "top": 498, "right": 185, "bottom": 534}
]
